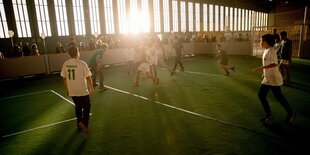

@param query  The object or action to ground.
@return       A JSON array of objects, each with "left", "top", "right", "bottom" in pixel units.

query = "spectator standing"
[{"left": 278, "top": 31, "right": 293, "bottom": 83}]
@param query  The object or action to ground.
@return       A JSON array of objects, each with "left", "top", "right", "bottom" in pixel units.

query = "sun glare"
[{"left": 128, "top": 10, "right": 149, "bottom": 34}]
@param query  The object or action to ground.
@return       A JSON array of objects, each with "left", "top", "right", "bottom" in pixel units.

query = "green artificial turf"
[{"left": 0, "top": 55, "right": 309, "bottom": 154}]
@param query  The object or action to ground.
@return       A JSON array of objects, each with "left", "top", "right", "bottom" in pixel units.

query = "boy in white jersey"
[
  {"left": 253, "top": 34, "right": 295, "bottom": 123},
  {"left": 61, "top": 46, "right": 94, "bottom": 134}
]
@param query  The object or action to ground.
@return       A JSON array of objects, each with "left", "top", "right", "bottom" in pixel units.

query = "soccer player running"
[
  {"left": 134, "top": 43, "right": 159, "bottom": 86},
  {"left": 214, "top": 44, "right": 235, "bottom": 75},
  {"left": 253, "top": 34, "right": 295, "bottom": 123},
  {"left": 61, "top": 46, "right": 94, "bottom": 134},
  {"left": 171, "top": 36, "right": 185, "bottom": 76}
]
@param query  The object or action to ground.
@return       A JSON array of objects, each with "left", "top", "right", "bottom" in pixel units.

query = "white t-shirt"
[
  {"left": 262, "top": 47, "right": 283, "bottom": 86},
  {"left": 61, "top": 58, "right": 92, "bottom": 96},
  {"left": 138, "top": 62, "right": 150, "bottom": 74},
  {"left": 124, "top": 48, "right": 136, "bottom": 61},
  {"left": 146, "top": 48, "right": 158, "bottom": 65}
]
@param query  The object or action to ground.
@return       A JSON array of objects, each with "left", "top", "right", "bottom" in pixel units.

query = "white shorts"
[{"left": 138, "top": 63, "right": 150, "bottom": 74}]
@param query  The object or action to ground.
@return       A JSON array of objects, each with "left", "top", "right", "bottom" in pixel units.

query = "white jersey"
[
  {"left": 146, "top": 47, "right": 158, "bottom": 65},
  {"left": 61, "top": 58, "right": 92, "bottom": 96},
  {"left": 137, "top": 62, "right": 150, "bottom": 74},
  {"left": 262, "top": 47, "right": 283, "bottom": 86},
  {"left": 124, "top": 48, "right": 136, "bottom": 61}
]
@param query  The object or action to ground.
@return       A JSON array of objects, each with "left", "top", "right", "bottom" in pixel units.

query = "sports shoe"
[
  {"left": 260, "top": 114, "right": 273, "bottom": 122},
  {"left": 99, "top": 86, "right": 108, "bottom": 91},
  {"left": 78, "top": 122, "right": 90, "bottom": 135},
  {"left": 284, "top": 112, "right": 296, "bottom": 123},
  {"left": 231, "top": 67, "right": 235, "bottom": 72},
  {"left": 134, "top": 82, "right": 139, "bottom": 86}
]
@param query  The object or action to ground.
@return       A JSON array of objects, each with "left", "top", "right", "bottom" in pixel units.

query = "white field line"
[
  {"left": 2, "top": 118, "right": 77, "bottom": 138},
  {"left": 104, "top": 85, "right": 285, "bottom": 142},
  {"left": 50, "top": 90, "right": 75, "bottom": 106},
  {"left": 0, "top": 90, "right": 50, "bottom": 100},
  {"left": 1, "top": 90, "right": 91, "bottom": 138}
]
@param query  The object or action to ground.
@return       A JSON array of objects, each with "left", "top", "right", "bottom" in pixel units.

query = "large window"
[
  {"left": 249, "top": 11, "right": 252, "bottom": 31},
  {"left": 117, "top": 0, "right": 127, "bottom": 34},
  {"left": 13, "top": 0, "right": 31, "bottom": 37},
  {"left": 257, "top": 11, "right": 260, "bottom": 28},
  {"left": 245, "top": 9, "right": 248, "bottom": 31},
  {"left": 89, "top": 0, "right": 101, "bottom": 34},
  {"left": 203, "top": 4, "right": 207, "bottom": 31},
  {"left": 72, "top": 0, "right": 85, "bottom": 35},
  {"left": 153, "top": 0, "right": 160, "bottom": 32},
  {"left": 264, "top": 13, "right": 268, "bottom": 27},
  {"left": 34, "top": 0, "right": 51, "bottom": 37},
  {"left": 195, "top": 3, "right": 200, "bottom": 32},
  {"left": 234, "top": 8, "right": 237, "bottom": 31},
  {"left": 209, "top": 4, "right": 213, "bottom": 31},
  {"left": 188, "top": 2, "right": 193, "bottom": 32},
  {"left": 214, "top": 5, "right": 219, "bottom": 31},
  {"left": 54, "top": 0, "right": 69, "bottom": 36},
  {"left": 141, "top": 0, "right": 150, "bottom": 33},
  {"left": 130, "top": 0, "right": 137, "bottom": 10},
  {"left": 172, "top": 0, "right": 178, "bottom": 32},
  {"left": 220, "top": 6, "right": 224, "bottom": 31},
  {"left": 238, "top": 8, "right": 241, "bottom": 31},
  {"left": 163, "top": 0, "right": 170, "bottom": 32},
  {"left": 225, "top": 6, "right": 229, "bottom": 31},
  {"left": 180, "top": 1, "right": 186, "bottom": 32},
  {"left": 103, "top": 0, "right": 115, "bottom": 34},
  {"left": 230, "top": 7, "right": 233, "bottom": 31},
  {"left": 241, "top": 9, "right": 245, "bottom": 31},
  {"left": 0, "top": 0, "right": 9, "bottom": 38},
  {"left": 128, "top": 0, "right": 140, "bottom": 33}
]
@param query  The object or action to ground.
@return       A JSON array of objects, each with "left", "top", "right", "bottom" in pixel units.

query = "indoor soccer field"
[{"left": 1, "top": 55, "right": 310, "bottom": 154}]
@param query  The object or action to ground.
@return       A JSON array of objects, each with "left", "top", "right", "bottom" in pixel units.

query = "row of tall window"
[{"left": 0, "top": 0, "right": 268, "bottom": 38}]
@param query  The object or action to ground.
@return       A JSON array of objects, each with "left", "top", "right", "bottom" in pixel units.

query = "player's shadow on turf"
[
  {"left": 263, "top": 121, "right": 310, "bottom": 147},
  {"left": 283, "top": 81, "right": 310, "bottom": 92},
  {"left": 60, "top": 130, "right": 87, "bottom": 154}
]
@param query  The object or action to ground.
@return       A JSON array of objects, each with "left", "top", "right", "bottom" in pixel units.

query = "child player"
[
  {"left": 61, "top": 46, "right": 94, "bottom": 134},
  {"left": 214, "top": 44, "right": 235, "bottom": 75},
  {"left": 253, "top": 34, "right": 295, "bottom": 123},
  {"left": 134, "top": 62, "right": 159, "bottom": 86},
  {"left": 134, "top": 43, "right": 159, "bottom": 86}
]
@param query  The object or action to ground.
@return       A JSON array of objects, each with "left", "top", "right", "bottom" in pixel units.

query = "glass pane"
[
  {"left": 209, "top": 5, "right": 213, "bottom": 31},
  {"left": 142, "top": 0, "right": 150, "bottom": 33},
  {"left": 180, "top": 1, "right": 185, "bottom": 32},
  {"left": 172, "top": 0, "right": 178, "bottom": 32},
  {"left": 163, "top": 0, "right": 170, "bottom": 32},
  {"left": 203, "top": 4, "right": 207, "bottom": 31},
  {"left": 214, "top": 5, "right": 218, "bottom": 31},
  {"left": 188, "top": 2, "right": 193, "bottom": 32},
  {"left": 195, "top": 3, "right": 200, "bottom": 32},
  {"left": 104, "top": 0, "right": 115, "bottom": 34},
  {"left": 154, "top": 0, "right": 160, "bottom": 33}
]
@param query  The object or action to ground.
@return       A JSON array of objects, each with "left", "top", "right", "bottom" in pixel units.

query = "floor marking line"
[
  {"left": 50, "top": 90, "right": 75, "bottom": 106},
  {"left": 2, "top": 118, "right": 77, "bottom": 138},
  {"left": 0, "top": 90, "right": 50, "bottom": 100},
  {"left": 105, "top": 85, "right": 286, "bottom": 142},
  {"left": 184, "top": 70, "right": 223, "bottom": 77},
  {"left": 2, "top": 90, "right": 92, "bottom": 138},
  {"left": 159, "top": 68, "right": 260, "bottom": 82},
  {"left": 50, "top": 90, "right": 93, "bottom": 115}
]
